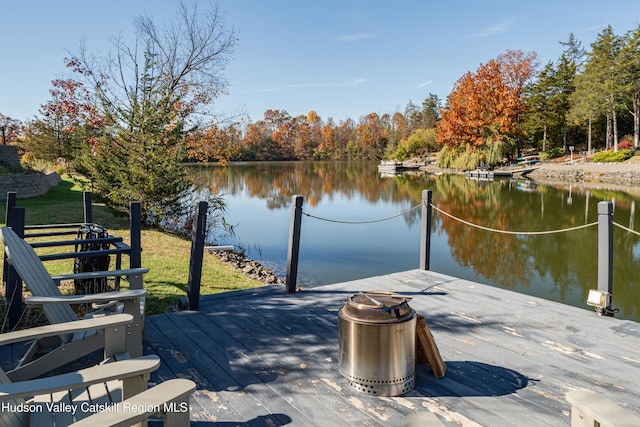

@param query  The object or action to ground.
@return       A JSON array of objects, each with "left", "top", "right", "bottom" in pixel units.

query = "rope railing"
[
  {"left": 613, "top": 221, "right": 640, "bottom": 237},
  {"left": 301, "top": 203, "right": 422, "bottom": 224},
  {"left": 430, "top": 203, "right": 599, "bottom": 235},
  {"left": 286, "top": 191, "right": 637, "bottom": 318},
  {"left": 302, "top": 201, "right": 601, "bottom": 236}
]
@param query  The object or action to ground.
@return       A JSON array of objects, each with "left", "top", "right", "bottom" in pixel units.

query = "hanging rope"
[
  {"left": 613, "top": 221, "right": 640, "bottom": 237},
  {"left": 302, "top": 203, "right": 423, "bottom": 224},
  {"left": 300, "top": 200, "right": 629, "bottom": 237},
  {"left": 430, "top": 204, "right": 598, "bottom": 235}
]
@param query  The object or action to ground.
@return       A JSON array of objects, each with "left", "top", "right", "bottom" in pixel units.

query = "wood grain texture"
[{"left": 142, "top": 269, "right": 640, "bottom": 426}]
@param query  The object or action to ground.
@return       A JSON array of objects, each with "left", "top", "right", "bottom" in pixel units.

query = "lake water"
[{"left": 189, "top": 161, "right": 640, "bottom": 322}]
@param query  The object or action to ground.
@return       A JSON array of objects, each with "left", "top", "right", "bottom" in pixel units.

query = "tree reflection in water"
[{"left": 189, "top": 162, "right": 640, "bottom": 321}]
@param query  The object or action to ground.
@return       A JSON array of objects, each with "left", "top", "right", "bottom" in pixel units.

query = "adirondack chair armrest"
[
  {"left": 26, "top": 289, "right": 146, "bottom": 306},
  {"left": 69, "top": 378, "right": 196, "bottom": 427},
  {"left": 566, "top": 390, "right": 640, "bottom": 427},
  {"left": 0, "top": 355, "right": 161, "bottom": 400},
  {"left": 51, "top": 268, "right": 150, "bottom": 286},
  {"left": 0, "top": 314, "right": 133, "bottom": 347}
]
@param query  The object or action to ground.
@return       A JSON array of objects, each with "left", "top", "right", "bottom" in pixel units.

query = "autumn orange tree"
[
  {"left": 354, "top": 113, "right": 388, "bottom": 159},
  {"left": 437, "top": 50, "right": 538, "bottom": 169},
  {"left": 25, "top": 78, "right": 101, "bottom": 165},
  {"left": 187, "top": 123, "right": 242, "bottom": 165},
  {"left": 0, "top": 114, "right": 23, "bottom": 147}
]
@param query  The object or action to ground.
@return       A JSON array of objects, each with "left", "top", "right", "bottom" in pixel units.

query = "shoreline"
[
  {"left": 527, "top": 159, "right": 640, "bottom": 184},
  {"left": 423, "top": 158, "right": 640, "bottom": 189}
]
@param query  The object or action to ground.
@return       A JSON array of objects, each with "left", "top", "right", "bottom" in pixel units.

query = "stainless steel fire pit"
[{"left": 338, "top": 291, "right": 416, "bottom": 396}]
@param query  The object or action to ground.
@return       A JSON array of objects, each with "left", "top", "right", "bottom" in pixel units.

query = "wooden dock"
[
  {"left": 143, "top": 269, "right": 640, "bottom": 426},
  {"left": 465, "top": 167, "right": 540, "bottom": 180},
  {"left": 378, "top": 161, "right": 423, "bottom": 176}
]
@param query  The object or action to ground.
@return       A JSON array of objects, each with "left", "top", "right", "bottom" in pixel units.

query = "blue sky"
[{"left": 1, "top": 1, "right": 639, "bottom": 124}]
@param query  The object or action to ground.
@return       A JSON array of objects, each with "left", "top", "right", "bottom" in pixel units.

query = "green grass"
[{"left": 1, "top": 175, "right": 265, "bottom": 317}]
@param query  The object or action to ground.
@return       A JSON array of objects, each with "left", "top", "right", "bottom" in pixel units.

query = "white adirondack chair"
[
  {"left": 566, "top": 390, "right": 640, "bottom": 427},
  {"left": 1, "top": 226, "right": 148, "bottom": 381},
  {"left": 0, "top": 314, "right": 195, "bottom": 426}
]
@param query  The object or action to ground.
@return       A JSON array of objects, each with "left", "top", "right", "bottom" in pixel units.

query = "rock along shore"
[
  {"left": 207, "top": 249, "right": 284, "bottom": 285},
  {"left": 423, "top": 158, "right": 640, "bottom": 188},
  {"left": 526, "top": 161, "right": 640, "bottom": 185}
]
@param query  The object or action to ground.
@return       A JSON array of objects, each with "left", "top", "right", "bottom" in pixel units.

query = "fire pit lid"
[{"left": 340, "top": 291, "right": 413, "bottom": 323}]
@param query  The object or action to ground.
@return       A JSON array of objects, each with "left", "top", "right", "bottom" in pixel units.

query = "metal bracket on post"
[
  {"left": 420, "top": 190, "right": 433, "bottom": 270},
  {"left": 597, "top": 201, "right": 614, "bottom": 316},
  {"left": 286, "top": 195, "right": 303, "bottom": 293}
]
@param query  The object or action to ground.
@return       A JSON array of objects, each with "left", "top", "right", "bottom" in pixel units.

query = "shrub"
[
  {"left": 617, "top": 140, "right": 634, "bottom": 150},
  {"left": 21, "top": 151, "right": 35, "bottom": 166},
  {"left": 539, "top": 147, "right": 565, "bottom": 161},
  {"left": 592, "top": 149, "right": 633, "bottom": 163},
  {"left": 394, "top": 128, "right": 437, "bottom": 160}
]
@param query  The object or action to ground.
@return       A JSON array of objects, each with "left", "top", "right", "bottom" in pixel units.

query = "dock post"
[
  {"left": 5, "top": 207, "right": 25, "bottom": 329},
  {"left": 83, "top": 191, "right": 93, "bottom": 223},
  {"left": 3, "top": 192, "right": 17, "bottom": 288},
  {"left": 187, "top": 201, "right": 208, "bottom": 310},
  {"left": 286, "top": 195, "right": 303, "bottom": 293},
  {"left": 129, "top": 202, "right": 142, "bottom": 269},
  {"left": 420, "top": 190, "right": 433, "bottom": 270},
  {"left": 4, "top": 191, "right": 16, "bottom": 225},
  {"left": 597, "top": 201, "right": 614, "bottom": 316}
]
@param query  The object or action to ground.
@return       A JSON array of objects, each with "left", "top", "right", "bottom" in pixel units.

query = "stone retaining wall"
[
  {"left": 0, "top": 145, "right": 22, "bottom": 169},
  {"left": 527, "top": 164, "right": 640, "bottom": 185},
  {"left": 0, "top": 172, "right": 60, "bottom": 200}
]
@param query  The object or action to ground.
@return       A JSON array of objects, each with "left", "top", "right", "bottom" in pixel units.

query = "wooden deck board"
[{"left": 141, "top": 269, "right": 640, "bottom": 426}]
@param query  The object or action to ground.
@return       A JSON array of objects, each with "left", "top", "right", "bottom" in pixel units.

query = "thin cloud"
[
  {"left": 337, "top": 33, "right": 374, "bottom": 42},
  {"left": 256, "top": 78, "right": 366, "bottom": 93},
  {"left": 578, "top": 22, "right": 610, "bottom": 33},
  {"left": 472, "top": 17, "right": 518, "bottom": 37},
  {"left": 415, "top": 81, "right": 433, "bottom": 89}
]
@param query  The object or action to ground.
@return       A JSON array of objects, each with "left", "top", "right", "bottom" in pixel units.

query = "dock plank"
[{"left": 143, "top": 269, "right": 640, "bottom": 426}]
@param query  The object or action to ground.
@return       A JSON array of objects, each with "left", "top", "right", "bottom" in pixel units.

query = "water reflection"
[{"left": 189, "top": 162, "right": 640, "bottom": 321}]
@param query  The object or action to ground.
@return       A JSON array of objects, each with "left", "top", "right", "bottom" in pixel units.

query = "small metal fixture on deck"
[
  {"left": 338, "top": 291, "right": 416, "bottom": 396},
  {"left": 587, "top": 289, "right": 612, "bottom": 316}
]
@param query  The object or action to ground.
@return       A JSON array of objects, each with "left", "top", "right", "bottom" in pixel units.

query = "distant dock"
[
  {"left": 378, "top": 160, "right": 423, "bottom": 176},
  {"left": 466, "top": 165, "right": 540, "bottom": 180},
  {"left": 465, "top": 169, "right": 511, "bottom": 179}
]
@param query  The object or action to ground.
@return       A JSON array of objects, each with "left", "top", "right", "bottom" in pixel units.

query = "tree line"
[
  {"left": 186, "top": 95, "right": 441, "bottom": 164},
  {"left": 191, "top": 25, "right": 640, "bottom": 169},
  {"left": 2, "top": 7, "right": 639, "bottom": 221}
]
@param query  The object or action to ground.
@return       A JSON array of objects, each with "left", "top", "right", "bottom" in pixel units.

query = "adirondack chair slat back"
[
  {"left": 0, "top": 369, "right": 27, "bottom": 426},
  {"left": 1, "top": 227, "right": 78, "bottom": 326}
]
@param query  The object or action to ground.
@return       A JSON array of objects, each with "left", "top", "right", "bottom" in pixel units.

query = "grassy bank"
[{"left": 1, "top": 175, "right": 265, "bottom": 316}]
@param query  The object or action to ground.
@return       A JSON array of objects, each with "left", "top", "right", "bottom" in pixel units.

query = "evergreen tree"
[
  {"left": 555, "top": 53, "right": 578, "bottom": 149},
  {"left": 524, "top": 62, "right": 560, "bottom": 152},
  {"left": 420, "top": 93, "right": 441, "bottom": 129},
  {"left": 619, "top": 25, "right": 640, "bottom": 147},
  {"left": 68, "top": 2, "right": 236, "bottom": 224},
  {"left": 586, "top": 26, "right": 623, "bottom": 151},
  {"left": 569, "top": 71, "right": 601, "bottom": 153}
]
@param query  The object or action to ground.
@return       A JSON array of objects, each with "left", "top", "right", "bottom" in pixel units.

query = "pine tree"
[
  {"left": 619, "top": 25, "right": 640, "bottom": 147},
  {"left": 586, "top": 26, "right": 623, "bottom": 151}
]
